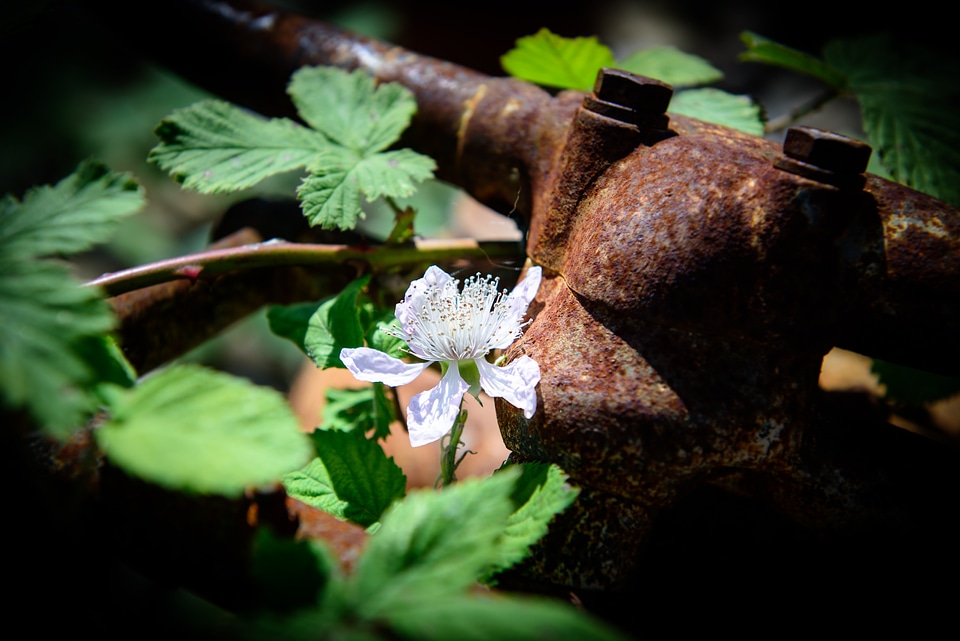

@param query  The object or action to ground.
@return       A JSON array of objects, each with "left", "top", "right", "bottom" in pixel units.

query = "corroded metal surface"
[
  {"left": 108, "top": 223, "right": 360, "bottom": 373},
  {"left": 499, "top": 95, "right": 960, "bottom": 587},
  {"left": 838, "top": 176, "right": 960, "bottom": 374},
  {"left": 78, "top": 0, "right": 960, "bottom": 600}
]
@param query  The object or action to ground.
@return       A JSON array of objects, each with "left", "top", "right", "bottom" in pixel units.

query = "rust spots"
[
  {"left": 501, "top": 98, "right": 960, "bottom": 588},
  {"left": 456, "top": 83, "right": 488, "bottom": 165},
  {"left": 287, "top": 497, "right": 367, "bottom": 574},
  {"left": 501, "top": 98, "right": 522, "bottom": 117}
]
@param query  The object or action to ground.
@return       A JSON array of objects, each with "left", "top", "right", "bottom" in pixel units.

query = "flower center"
[{"left": 390, "top": 272, "right": 526, "bottom": 362}]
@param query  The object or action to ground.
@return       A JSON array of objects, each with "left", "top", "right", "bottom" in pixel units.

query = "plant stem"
[
  {"left": 389, "top": 384, "right": 408, "bottom": 434},
  {"left": 85, "top": 239, "right": 524, "bottom": 297},
  {"left": 384, "top": 197, "right": 417, "bottom": 245},
  {"left": 437, "top": 405, "right": 469, "bottom": 489}
]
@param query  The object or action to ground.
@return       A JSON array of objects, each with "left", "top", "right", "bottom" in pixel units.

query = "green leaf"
[
  {"left": 96, "top": 364, "right": 313, "bottom": 497},
  {"left": 0, "top": 262, "right": 113, "bottom": 434},
  {"left": 301, "top": 274, "right": 369, "bottom": 367},
  {"left": 738, "top": 31, "right": 847, "bottom": 90},
  {"left": 617, "top": 46, "right": 723, "bottom": 88},
  {"left": 350, "top": 149, "right": 438, "bottom": 203},
  {"left": 350, "top": 469, "right": 519, "bottom": 616},
  {"left": 288, "top": 66, "right": 418, "bottom": 154},
  {"left": 266, "top": 275, "right": 370, "bottom": 368},
  {"left": 249, "top": 527, "right": 336, "bottom": 614},
  {"left": 363, "top": 309, "right": 406, "bottom": 359},
  {"left": 282, "top": 429, "right": 406, "bottom": 528},
  {"left": 297, "top": 147, "right": 435, "bottom": 230},
  {"left": 485, "top": 463, "right": 580, "bottom": 579},
  {"left": 72, "top": 333, "right": 138, "bottom": 406},
  {"left": 149, "top": 99, "right": 330, "bottom": 194},
  {"left": 824, "top": 34, "right": 960, "bottom": 206},
  {"left": 296, "top": 148, "right": 360, "bottom": 229},
  {"left": 384, "top": 594, "right": 628, "bottom": 641},
  {"left": 266, "top": 302, "right": 318, "bottom": 355},
  {"left": 320, "top": 385, "right": 396, "bottom": 441},
  {"left": 320, "top": 387, "right": 375, "bottom": 432},
  {"left": 0, "top": 161, "right": 144, "bottom": 436},
  {"left": 669, "top": 88, "right": 765, "bottom": 136},
  {"left": 0, "top": 159, "right": 144, "bottom": 258},
  {"left": 871, "top": 359, "right": 960, "bottom": 406},
  {"left": 150, "top": 67, "right": 435, "bottom": 231},
  {"left": 501, "top": 27, "right": 616, "bottom": 91}
]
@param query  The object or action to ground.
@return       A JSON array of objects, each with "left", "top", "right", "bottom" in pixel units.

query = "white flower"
[{"left": 340, "top": 265, "right": 542, "bottom": 447}]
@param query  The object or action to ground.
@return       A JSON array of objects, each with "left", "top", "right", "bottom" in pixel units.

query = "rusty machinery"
[{"left": 54, "top": 0, "right": 960, "bottom": 626}]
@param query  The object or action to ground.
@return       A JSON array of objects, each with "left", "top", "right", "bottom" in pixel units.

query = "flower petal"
[
  {"left": 489, "top": 266, "right": 542, "bottom": 349},
  {"left": 407, "top": 361, "right": 469, "bottom": 447},
  {"left": 420, "top": 265, "right": 455, "bottom": 289},
  {"left": 509, "top": 266, "right": 542, "bottom": 311},
  {"left": 340, "top": 347, "right": 429, "bottom": 386},
  {"left": 476, "top": 355, "right": 540, "bottom": 419},
  {"left": 395, "top": 265, "right": 454, "bottom": 328}
]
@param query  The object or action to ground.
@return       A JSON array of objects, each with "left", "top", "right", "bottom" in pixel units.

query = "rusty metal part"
[
  {"left": 110, "top": 259, "right": 356, "bottom": 374},
  {"left": 287, "top": 497, "right": 367, "bottom": 574},
  {"left": 529, "top": 69, "right": 675, "bottom": 271},
  {"left": 500, "top": 100, "right": 960, "bottom": 589},
  {"left": 783, "top": 125, "right": 872, "bottom": 173},
  {"left": 584, "top": 67, "right": 672, "bottom": 130},
  {"left": 775, "top": 125, "right": 871, "bottom": 189},
  {"left": 500, "top": 95, "right": 960, "bottom": 588},
  {"left": 76, "top": 0, "right": 960, "bottom": 607},
  {"left": 107, "top": 222, "right": 361, "bottom": 373},
  {"left": 836, "top": 176, "right": 960, "bottom": 374}
]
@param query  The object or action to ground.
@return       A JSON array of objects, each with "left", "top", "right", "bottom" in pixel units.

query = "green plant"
[{"left": 2, "top": 64, "right": 614, "bottom": 640}]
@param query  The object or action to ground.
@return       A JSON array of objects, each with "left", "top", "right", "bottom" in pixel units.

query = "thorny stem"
[
  {"left": 436, "top": 405, "right": 472, "bottom": 489},
  {"left": 764, "top": 87, "right": 841, "bottom": 134},
  {"left": 85, "top": 239, "right": 524, "bottom": 297}
]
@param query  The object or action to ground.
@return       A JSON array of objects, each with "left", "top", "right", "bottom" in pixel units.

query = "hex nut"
[
  {"left": 593, "top": 67, "right": 673, "bottom": 114},
  {"left": 783, "top": 126, "right": 872, "bottom": 175}
]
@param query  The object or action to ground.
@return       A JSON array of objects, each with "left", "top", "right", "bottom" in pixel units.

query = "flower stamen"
[{"left": 341, "top": 264, "right": 541, "bottom": 447}]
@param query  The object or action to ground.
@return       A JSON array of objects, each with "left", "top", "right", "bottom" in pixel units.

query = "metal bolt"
[
  {"left": 583, "top": 68, "right": 673, "bottom": 132},
  {"left": 776, "top": 126, "right": 872, "bottom": 189},
  {"left": 593, "top": 68, "right": 673, "bottom": 114},
  {"left": 783, "top": 126, "right": 871, "bottom": 175}
]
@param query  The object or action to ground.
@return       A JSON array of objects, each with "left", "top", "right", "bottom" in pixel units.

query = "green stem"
[
  {"left": 85, "top": 239, "right": 524, "bottom": 297},
  {"left": 436, "top": 405, "right": 469, "bottom": 489},
  {"left": 384, "top": 197, "right": 417, "bottom": 245},
  {"left": 389, "top": 384, "right": 408, "bottom": 434}
]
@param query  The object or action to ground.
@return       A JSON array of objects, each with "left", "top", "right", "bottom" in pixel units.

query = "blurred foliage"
[
  {"left": 96, "top": 364, "right": 314, "bottom": 496},
  {"left": 0, "top": 161, "right": 143, "bottom": 436}
]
